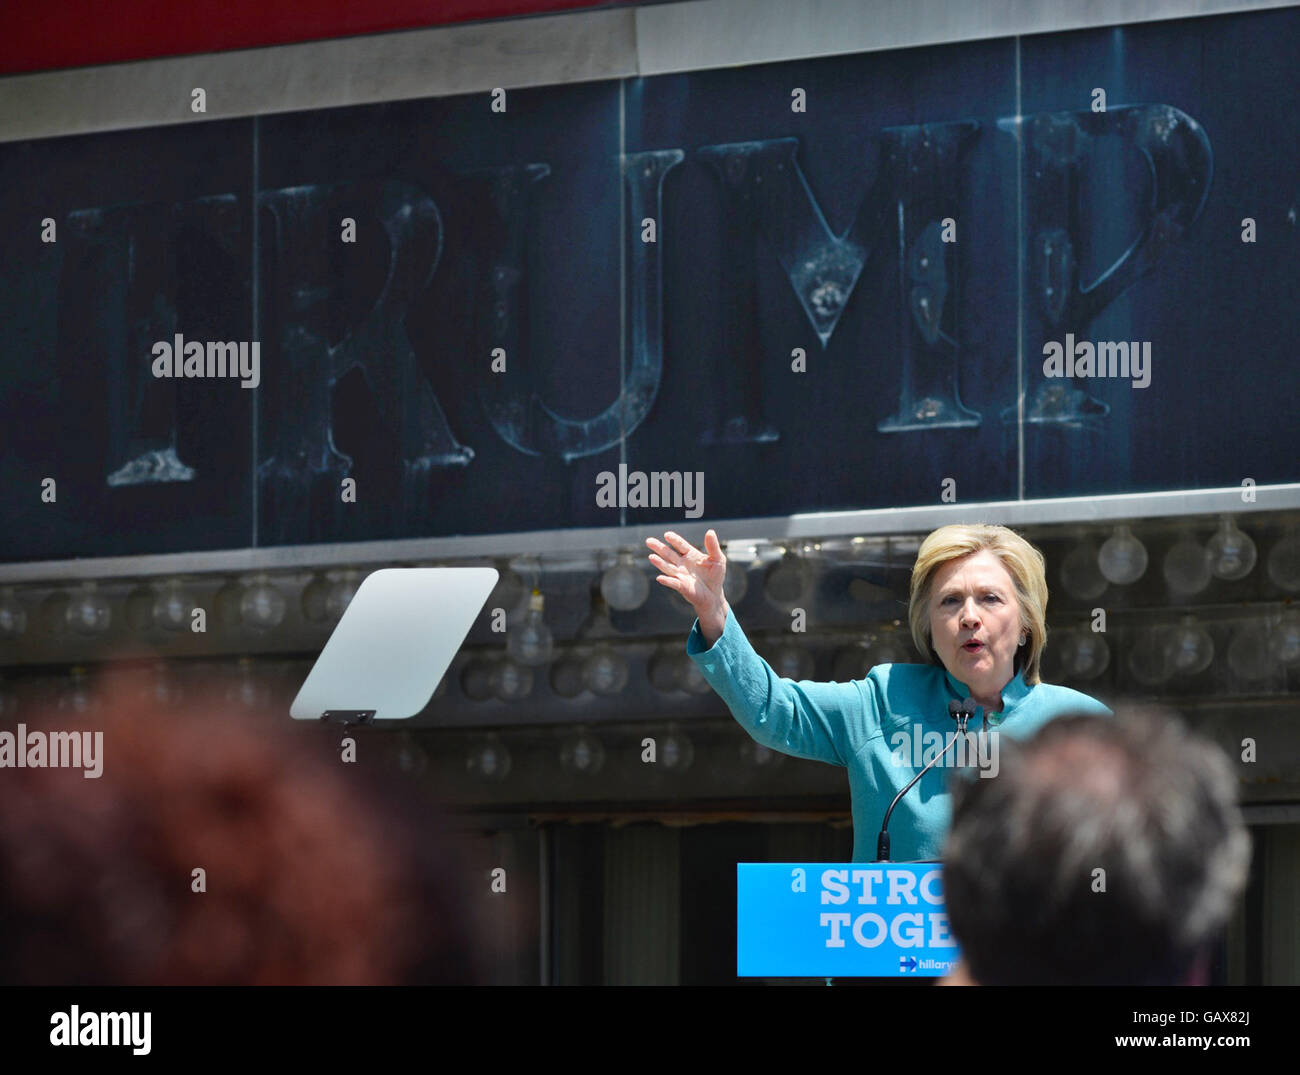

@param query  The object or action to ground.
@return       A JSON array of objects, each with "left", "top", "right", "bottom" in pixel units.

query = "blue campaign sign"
[{"left": 737, "top": 863, "right": 961, "bottom": 978}]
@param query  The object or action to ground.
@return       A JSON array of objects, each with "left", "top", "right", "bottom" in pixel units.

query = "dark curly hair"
[{"left": 0, "top": 665, "right": 484, "bottom": 985}]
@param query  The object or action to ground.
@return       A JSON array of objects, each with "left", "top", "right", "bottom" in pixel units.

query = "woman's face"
[{"left": 927, "top": 550, "right": 1024, "bottom": 702}]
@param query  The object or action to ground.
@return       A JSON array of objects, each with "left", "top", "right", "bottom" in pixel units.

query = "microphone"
[{"left": 874, "top": 697, "right": 977, "bottom": 862}]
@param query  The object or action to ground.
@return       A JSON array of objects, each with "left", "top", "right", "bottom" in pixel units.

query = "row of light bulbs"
[
  {"left": 1047, "top": 613, "right": 1300, "bottom": 684},
  {"left": 497, "top": 518, "right": 1299, "bottom": 679},
  {"left": 1059, "top": 519, "right": 1300, "bottom": 596},
  {"left": 476, "top": 611, "right": 1300, "bottom": 704},
  {"left": 445, "top": 727, "right": 785, "bottom": 782},
  {"left": 753, "top": 519, "right": 1299, "bottom": 606},
  {"left": 464, "top": 644, "right": 716, "bottom": 702},
  {"left": 0, "top": 656, "right": 277, "bottom": 717},
  {"left": 0, "top": 546, "right": 679, "bottom": 642},
  {"left": 0, "top": 518, "right": 1293, "bottom": 656},
  {"left": 16, "top": 602, "right": 1292, "bottom": 721},
  {"left": 0, "top": 571, "right": 365, "bottom": 639}
]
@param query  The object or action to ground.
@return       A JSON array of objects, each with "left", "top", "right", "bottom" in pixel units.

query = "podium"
[{"left": 737, "top": 862, "right": 960, "bottom": 978}]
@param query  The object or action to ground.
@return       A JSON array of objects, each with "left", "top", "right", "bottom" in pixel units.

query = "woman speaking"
[{"left": 645, "top": 523, "right": 1111, "bottom": 862}]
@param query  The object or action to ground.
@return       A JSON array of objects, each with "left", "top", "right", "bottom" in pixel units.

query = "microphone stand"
[{"left": 875, "top": 698, "right": 976, "bottom": 862}]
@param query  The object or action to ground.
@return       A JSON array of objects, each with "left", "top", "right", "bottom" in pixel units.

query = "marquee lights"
[{"left": 0, "top": 521, "right": 1293, "bottom": 711}]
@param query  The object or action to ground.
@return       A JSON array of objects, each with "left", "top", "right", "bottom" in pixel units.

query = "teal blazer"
[{"left": 687, "top": 607, "right": 1112, "bottom": 862}]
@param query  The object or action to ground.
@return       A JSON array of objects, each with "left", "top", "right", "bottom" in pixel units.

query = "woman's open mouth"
[{"left": 962, "top": 640, "right": 984, "bottom": 653}]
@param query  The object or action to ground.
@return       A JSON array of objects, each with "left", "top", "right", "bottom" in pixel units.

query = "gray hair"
[{"left": 943, "top": 707, "right": 1251, "bottom": 986}]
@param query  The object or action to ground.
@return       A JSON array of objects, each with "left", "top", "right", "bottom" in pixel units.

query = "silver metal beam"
[
  {"left": 1, "top": 0, "right": 1296, "bottom": 141},
  {"left": 1, "top": 484, "right": 1295, "bottom": 582},
  {"left": 635, "top": 0, "right": 1300, "bottom": 76}
]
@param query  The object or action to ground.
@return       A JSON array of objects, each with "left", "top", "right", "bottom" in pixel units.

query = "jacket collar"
[{"left": 942, "top": 665, "right": 1032, "bottom": 726}]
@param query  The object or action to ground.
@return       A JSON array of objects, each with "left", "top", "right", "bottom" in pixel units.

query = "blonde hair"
[{"left": 907, "top": 524, "right": 1049, "bottom": 686}]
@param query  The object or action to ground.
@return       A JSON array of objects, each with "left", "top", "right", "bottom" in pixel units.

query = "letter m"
[
  {"left": 209, "top": 341, "right": 238, "bottom": 378},
  {"left": 653, "top": 470, "right": 682, "bottom": 507},
  {"left": 1097, "top": 340, "right": 1128, "bottom": 378},
  {"left": 50, "top": 731, "right": 81, "bottom": 768},
  {"left": 103, "top": 1013, "right": 130, "bottom": 1046}
]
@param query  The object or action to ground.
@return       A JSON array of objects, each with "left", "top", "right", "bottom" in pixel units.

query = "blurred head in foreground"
[
  {"left": 0, "top": 667, "right": 483, "bottom": 985},
  {"left": 942, "top": 708, "right": 1250, "bottom": 986}
]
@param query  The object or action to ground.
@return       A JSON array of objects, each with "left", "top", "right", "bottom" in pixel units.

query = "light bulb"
[
  {"left": 1060, "top": 629, "right": 1110, "bottom": 680},
  {"left": 148, "top": 661, "right": 183, "bottom": 705},
  {"left": 0, "top": 588, "right": 28, "bottom": 638},
  {"left": 1266, "top": 529, "right": 1300, "bottom": 592},
  {"left": 396, "top": 734, "right": 429, "bottom": 776},
  {"left": 1098, "top": 525, "right": 1148, "bottom": 585},
  {"left": 739, "top": 738, "right": 786, "bottom": 770},
  {"left": 467, "top": 735, "right": 511, "bottom": 781},
  {"left": 153, "top": 579, "right": 194, "bottom": 632},
  {"left": 582, "top": 646, "right": 628, "bottom": 696},
  {"left": 560, "top": 730, "right": 605, "bottom": 774},
  {"left": 460, "top": 659, "right": 496, "bottom": 701},
  {"left": 1268, "top": 610, "right": 1300, "bottom": 666},
  {"left": 300, "top": 573, "right": 332, "bottom": 623},
  {"left": 647, "top": 648, "right": 683, "bottom": 693},
  {"left": 1059, "top": 540, "right": 1109, "bottom": 600},
  {"left": 1227, "top": 623, "right": 1273, "bottom": 680},
  {"left": 659, "top": 727, "right": 695, "bottom": 773},
  {"left": 723, "top": 549, "right": 749, "bottom": 605},
  {"left": 493, "top": 659, "right": 534, "bottom": 701},
  {"left": 58, "top": 667, "right": 96, "bottom": 714},
  {"left": 769, "top": 644, "right": 814, "bottom": 681},
  {"left": 601, "top": 551, "right": 650, "bottom": 611},
  {"left": 1127, "top": 628, "right": 1172, "bottom": 686},
  {"left": 1165, "top": 616, "right": 1214, "bottom": 677},
  {"left": 764, "top": 549, "right": 812, "bottom": 610},
  {"left": 1207, "top": 517, "right": 1256, "bottom": 581},
  {"left": 240, "top": 574, "right": 287, "bottom": 632},
  {"left": 549, "top": 655, "right": 588, "bottom": 698},
  {"left": 224, "top": 658, "right": 271, "bottom": 709},
  {"left": 66, "top": 582, "right": 111, "bottom": 636},
  {"left": 1162, "top": 533, "right": 1211, "bottom": 596},
  {"left": 326, "top": 570, "right": 361, "bottom": 621},
  {"left": 507, "top": 591, "right": 554, "bottom": 666}
]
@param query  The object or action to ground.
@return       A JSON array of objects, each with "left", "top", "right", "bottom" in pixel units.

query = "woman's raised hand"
[{"left": 645, "top": 529, "right": 730, "bottom": 644}]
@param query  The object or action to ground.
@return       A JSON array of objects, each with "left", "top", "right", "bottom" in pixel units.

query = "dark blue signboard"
[{"left": 0, "top": 7, "right": 1296, "bottom": 562}]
